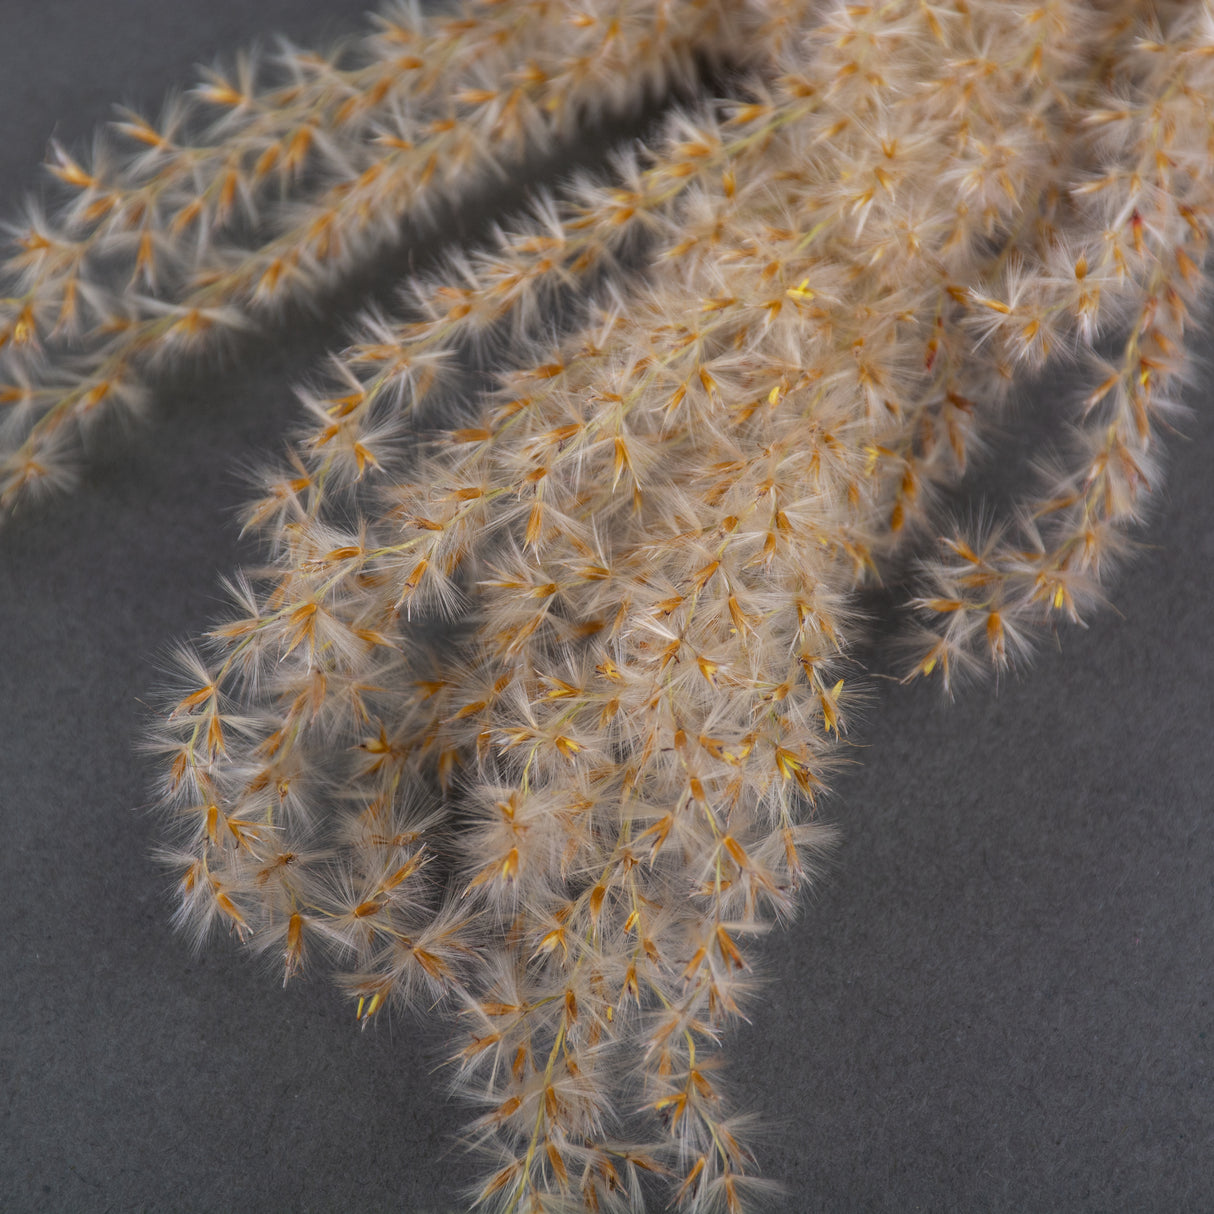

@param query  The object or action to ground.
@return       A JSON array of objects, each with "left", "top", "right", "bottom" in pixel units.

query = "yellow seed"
[{"left": 524, "top": 502, "right": 543, "bottom": 547}]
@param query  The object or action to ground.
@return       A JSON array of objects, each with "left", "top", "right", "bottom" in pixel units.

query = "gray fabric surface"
[{"left": 1, "top": 3, "right": 1210, "bottom": 1211}]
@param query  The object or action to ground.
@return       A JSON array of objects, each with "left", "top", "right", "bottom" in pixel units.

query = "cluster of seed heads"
[{"left": 3, "top": 1, "right": 1212, "bottom": 1210}]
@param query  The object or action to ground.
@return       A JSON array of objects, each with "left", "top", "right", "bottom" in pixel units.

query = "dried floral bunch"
[{"left": 4, "top": 0, "right": 1212, "bottom": 1210}]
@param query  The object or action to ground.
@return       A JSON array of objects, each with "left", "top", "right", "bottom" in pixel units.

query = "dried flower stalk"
[{"left": 5, "top": 0, "right": 1212, "bottom": 1210}]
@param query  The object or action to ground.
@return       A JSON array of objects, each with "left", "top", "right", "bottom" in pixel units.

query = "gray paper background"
[{"left": 1, "top": 3, "right": 1210, "bottom": 1211}]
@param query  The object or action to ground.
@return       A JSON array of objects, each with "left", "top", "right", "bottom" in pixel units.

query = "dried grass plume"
[{"left": 3, "top": 1, "right": 1212, "bottom": 1210}]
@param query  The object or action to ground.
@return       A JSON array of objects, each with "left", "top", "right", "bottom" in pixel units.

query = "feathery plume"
[{"left": 6, "top": 0, "right": 1214, "bottom": 1209}]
